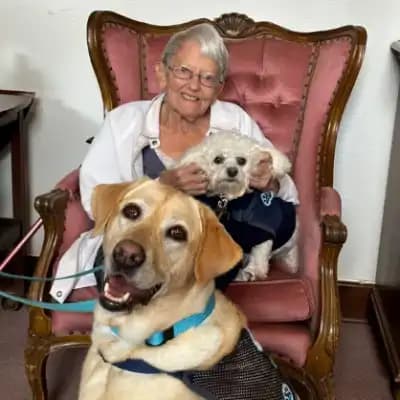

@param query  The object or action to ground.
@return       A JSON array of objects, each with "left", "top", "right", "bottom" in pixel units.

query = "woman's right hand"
[{"left": 159, "top": 163, "right": 208, "bottom": 195}]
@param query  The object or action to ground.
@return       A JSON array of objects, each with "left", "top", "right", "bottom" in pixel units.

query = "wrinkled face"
[
  {"left": 158, "top": 41, "right": 223, "bottom": 122},
  {"left": 92, "top": 179, "right": 242, "bottom": 313}
]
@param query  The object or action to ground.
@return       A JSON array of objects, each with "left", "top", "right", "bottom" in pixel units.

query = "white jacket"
[{"left": 50, "top": 94, "right": 298, "bottom": 303}]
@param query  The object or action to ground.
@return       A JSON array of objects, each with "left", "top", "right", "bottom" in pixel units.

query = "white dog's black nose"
[
  {"left": 226, "top": 167, "right": 238, "bottom": 178},
  {"left": 112, "top": 239, "right": 146, "bottom": 271}
]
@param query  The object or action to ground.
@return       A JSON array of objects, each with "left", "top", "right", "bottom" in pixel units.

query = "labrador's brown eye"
[
  {"left": 166, "top": 225, "right": 187, "bottom": 242},
  {"left": 122, "top": 203, "right": 141, "bottom": 220},
  {"left": 214, "top": 155, "right": 224, "bottom": 164},
  {"left": 236, "top": 157, "right": 247, "bottom": 166}
]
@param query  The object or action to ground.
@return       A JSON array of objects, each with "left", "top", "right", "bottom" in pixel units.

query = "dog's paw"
[
  {"left": 99, "top": 340, "right": 132, "bottom": 364},
  {"left": 236, "top": 259, "right": 270, "bottom": 281},
  {"left": 234, "top": 268, "right": 257, "bottom": 282},
  {"left": 248, "top": 263, "right": 269, "bottom": 281},
  {"left": 235, "top": 265, "right": 270, "bottom": 281}
]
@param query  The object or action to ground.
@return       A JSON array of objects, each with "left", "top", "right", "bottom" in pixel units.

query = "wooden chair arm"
[
  {"left": 28, "top": 188, "right": 69, "bottom": 303},
  {"left": 26, "top": 188, "right": 69, "bottom": 337},
  {"left": 305, "top": 214, "right": 347, "bottom": 395}
]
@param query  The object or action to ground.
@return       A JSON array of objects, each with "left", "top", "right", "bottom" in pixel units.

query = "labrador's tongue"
[{"left": 107, "top": 275, "right": 131, "bottom": 298}]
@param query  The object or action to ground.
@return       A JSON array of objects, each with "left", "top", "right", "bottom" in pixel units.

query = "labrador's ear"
[
  {"left": 194, "top": 204, "right": 243, "bottom": 284},
  {"left": 91, "top": 179, "right": 149, "bottom": 236},
  {"left": 91, "top": 183, "right": 132, "bottom": 236}
]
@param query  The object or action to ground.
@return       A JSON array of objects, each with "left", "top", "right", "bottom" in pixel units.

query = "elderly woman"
[{"left": 50, "top": 23, "right": 298, "bottom": 303}]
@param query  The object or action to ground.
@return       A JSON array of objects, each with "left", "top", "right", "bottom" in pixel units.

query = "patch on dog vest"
[
  {"left": 260, "top": 191, "right": 274, "bottom": 206},
  {"left": 282, "top": 383, "right": 295, "bottom": 400}
]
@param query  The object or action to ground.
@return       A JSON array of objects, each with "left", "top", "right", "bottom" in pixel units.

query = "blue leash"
[
  {"left": 0, "top": 290, "right": 97, "bottom": 312},
  {"left": 0, "top": 266, "right": 104, "bottom": 281},
  {"left": 0, "top": 266, "right": 104, "bottom": 313}
]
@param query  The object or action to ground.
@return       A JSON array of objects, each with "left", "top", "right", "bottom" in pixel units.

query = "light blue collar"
[{"left": 145, "top": 293, "right": 215, "bottom": 346}]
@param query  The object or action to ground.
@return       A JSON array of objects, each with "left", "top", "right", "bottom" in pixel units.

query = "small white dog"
[{"left": 176, "top": 130, "right": 299, "bottom": 281}]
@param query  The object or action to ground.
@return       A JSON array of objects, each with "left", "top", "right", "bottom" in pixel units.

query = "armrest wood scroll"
[
  {"left": 28, "top": 189, "right": 69, "bottom": 302},
  {"left": 321, "top": 214, "right": 347, "bottom": 245}
]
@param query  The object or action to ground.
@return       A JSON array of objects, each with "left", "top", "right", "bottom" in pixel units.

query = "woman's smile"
[{"left": 181, "top": 93, "right": 200, "bottom": 101}]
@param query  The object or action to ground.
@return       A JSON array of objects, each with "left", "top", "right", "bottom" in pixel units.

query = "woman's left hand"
[{"left": 249, "top": 158, "right": 279, "bottom": 192}]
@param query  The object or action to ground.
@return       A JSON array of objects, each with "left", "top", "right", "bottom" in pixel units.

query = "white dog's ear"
[
  {"left": 91, "top": 178, "right": 149, "bottom": 236},
  {"left": 176, "top": 148, "right": 209, "bottom": 171},
  {"left": 195, "top": 205, "right": 243, "bottom": 284},
  {"left": 252, "top": 146, "right": 291, "bottom": 178}
]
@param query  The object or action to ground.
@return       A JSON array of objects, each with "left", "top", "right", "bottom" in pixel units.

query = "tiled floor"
[{"left": 0, "top": 307, "right": 394, "bottom": 399}]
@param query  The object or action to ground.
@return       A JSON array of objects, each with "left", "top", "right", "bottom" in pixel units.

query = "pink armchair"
[{"left": 25, "top": 11, "right": 366, "bottom": 400}]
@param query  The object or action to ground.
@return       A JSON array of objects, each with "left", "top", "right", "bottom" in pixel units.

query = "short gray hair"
[{"left": 161, "top": 23, "right": 229, "bottom": 82}]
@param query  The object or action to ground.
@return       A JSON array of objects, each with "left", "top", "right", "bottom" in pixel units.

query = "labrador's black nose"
[
  {"left": 112, "top": 239, "right": 145, "bottom": 271},
  {"left": 226, "top": 167, "right": 238, "bottom": 178}
]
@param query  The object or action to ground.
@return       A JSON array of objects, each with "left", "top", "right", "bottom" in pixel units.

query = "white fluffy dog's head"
[{"left": 176, "top": 130, "right": 291, "bottom": 200}]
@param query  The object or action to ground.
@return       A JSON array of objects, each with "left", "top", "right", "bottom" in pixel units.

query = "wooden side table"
[
  {"left": 0, "top": 90, "right": 35, "bottom": 308},
  {"left": 372, "top": 41, "right": 400, "bottom": 400}
]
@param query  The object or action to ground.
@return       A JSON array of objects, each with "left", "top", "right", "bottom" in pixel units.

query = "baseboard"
[{"left": 338, "top": 281, "right": 375, "bottom": 322}]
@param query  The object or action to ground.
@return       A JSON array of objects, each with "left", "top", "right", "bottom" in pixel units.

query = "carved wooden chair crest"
[{"left": 25, "top": 11, "right": 366, "bottom": 400}]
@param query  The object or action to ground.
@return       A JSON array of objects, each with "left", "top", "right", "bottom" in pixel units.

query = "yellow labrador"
[
  {"left": 79, "top": 178, "right": 296, "bottom": 400},
  {"left": 78, "top": 178, "right": 245, "bottom": 400}
]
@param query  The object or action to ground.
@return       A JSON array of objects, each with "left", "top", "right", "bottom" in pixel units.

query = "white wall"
[{"left": 0, "top": 0, "right": 399, "bottom": 283}]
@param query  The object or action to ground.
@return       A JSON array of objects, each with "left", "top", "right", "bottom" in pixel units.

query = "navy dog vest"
[{"left": 196, "top": 192, "right": 296, "bottom": 252}]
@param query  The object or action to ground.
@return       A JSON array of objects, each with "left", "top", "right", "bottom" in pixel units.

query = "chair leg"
[
  {"left": 305, "top": 349, "right": 336, "bottom": 399},
  {"left": 393, "top": 382, "right": 400, "bottom": 400},
  {"left": 25, "top": 335, "right": 50, "bottom": 400},
  {"left": 313, "top": 373, "right": 335, "bottom": 400}
]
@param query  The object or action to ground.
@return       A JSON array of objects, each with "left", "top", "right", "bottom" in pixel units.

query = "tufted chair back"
[{"left": 25, "top": 12, "right": 365, "bottom": 400}]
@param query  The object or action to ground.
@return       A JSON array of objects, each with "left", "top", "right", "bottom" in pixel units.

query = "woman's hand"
[
  {"left": 250, "top": 158, "right": 279, "bottom": 193},
  {"left": 159, "top": 163, "right": 208, "bottom": 195}
]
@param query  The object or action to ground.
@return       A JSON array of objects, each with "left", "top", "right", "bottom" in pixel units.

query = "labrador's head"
[{"left": 91, "top": 178, "right": 242, "bottom": 312}]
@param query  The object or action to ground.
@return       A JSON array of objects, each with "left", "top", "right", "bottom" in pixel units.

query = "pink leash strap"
[{"left": 0, "top": 218, "right": 43, "bottom": 271}]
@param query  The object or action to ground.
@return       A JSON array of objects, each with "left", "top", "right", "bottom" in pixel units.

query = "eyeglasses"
[{"left": 166, "top": 64, "right": 222, "bottom": 88}]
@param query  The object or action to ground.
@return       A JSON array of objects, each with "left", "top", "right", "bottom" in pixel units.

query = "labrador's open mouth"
[{"left": 99, "top": 274, "right": 162, "bottom": 312}]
